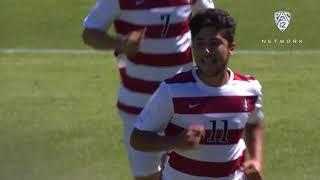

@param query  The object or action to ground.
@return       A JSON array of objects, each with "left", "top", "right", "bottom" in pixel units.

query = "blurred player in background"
[
  {"left": 131, "top": 8, "right": 264, "bottom": 180},
  {"left": 82, "top": 0, "right": 214, "bottom": 179}
]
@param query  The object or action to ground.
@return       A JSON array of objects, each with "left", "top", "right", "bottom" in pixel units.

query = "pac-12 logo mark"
[{"left": 274, "top": 11, "right": 291, "bottom": 32}]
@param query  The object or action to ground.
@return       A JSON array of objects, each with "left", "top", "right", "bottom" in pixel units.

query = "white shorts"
[{"left": 119, "top": 111, "right": 165, "bottom": 177}]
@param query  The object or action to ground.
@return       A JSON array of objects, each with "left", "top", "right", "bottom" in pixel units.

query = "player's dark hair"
[{"left": 189, "top": 9, "right": 236, "bottom": 46}]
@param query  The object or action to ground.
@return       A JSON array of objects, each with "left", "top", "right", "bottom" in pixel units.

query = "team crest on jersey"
[
  {"left": 243, "top": 98, "right": 249, "bottom": 112},
  {"left": 274, "top": 11, "right": 291, "bottom": 32}
]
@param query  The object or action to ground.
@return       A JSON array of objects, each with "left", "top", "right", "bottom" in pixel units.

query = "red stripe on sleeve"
[{"left": 233, "top": 72, "right": 256, "bottom": 81}]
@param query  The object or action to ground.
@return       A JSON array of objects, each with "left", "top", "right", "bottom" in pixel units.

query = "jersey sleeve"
[
  {"left": 192, "top": 0, "right": 215, "bottom": 14},
  {"left": 134, "top": 82, "right": 174, "bottom": 133},
  {"left": 247, "top": 81, "right": 264, "bottom": 124},
  {"left": 83, "top": 0, "right": 120, "bottom": 31}
]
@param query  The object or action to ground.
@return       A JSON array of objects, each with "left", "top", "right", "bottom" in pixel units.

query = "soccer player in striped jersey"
[
  {"left": 82, "top": 0, "right": 214, "bottom": 180},
  {"left": 131, "top": 9, "right": 264, "bottom": 180}
]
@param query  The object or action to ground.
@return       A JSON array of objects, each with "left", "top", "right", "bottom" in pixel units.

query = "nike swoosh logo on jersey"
[{"left": 188, "top": 104, "right": 200, "bottom": 109}]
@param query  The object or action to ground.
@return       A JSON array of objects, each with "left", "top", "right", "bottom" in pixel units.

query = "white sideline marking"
[{"left": 1, "top": 48, "right": 320, "bottom": 55}]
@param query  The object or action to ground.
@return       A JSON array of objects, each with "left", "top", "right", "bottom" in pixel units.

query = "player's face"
[{"left": 192, "top": 27, "right": 235, "bottom": 77}]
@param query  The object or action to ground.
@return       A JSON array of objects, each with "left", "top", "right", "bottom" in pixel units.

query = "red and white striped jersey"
[
  {"left": 135, "top": 68, "right": 264, "bottom": 179},
  {"left": 83, "top": 0, "right": 215, "bottom": 115}
]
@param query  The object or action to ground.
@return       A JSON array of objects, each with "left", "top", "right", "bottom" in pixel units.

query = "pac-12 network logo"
[{"left": 274, "top": 11, "right": 291, "bottom": 32}]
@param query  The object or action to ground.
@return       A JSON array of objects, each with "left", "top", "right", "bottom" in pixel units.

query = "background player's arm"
[
  {"left": 82, "top": 0, "right": 145, "bottom": 56},
  {"left": 82, "top": 28, "right": 146, "bottom": 56},
  {"left": 82, "top": 28, "right": 122, "bottom": 50}
]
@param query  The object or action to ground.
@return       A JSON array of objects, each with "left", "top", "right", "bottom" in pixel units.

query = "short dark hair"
[{"left": 189, "top": 9, "right": 236, "bottom": 45}]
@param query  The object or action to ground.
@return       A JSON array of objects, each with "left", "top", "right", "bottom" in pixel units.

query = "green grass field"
[
  {"left": 1, "top": 0, "right": 320, "bottom": 179},
  {"left": 0, "top": 53, "right": 131, "bottom": 180},
  {"left": 1, "top": 52, "right": 320, "bottom": 180}
]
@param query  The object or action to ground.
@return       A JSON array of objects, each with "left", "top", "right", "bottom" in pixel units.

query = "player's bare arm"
[
  {"left": 82, "top": 28, "right": 146, "bottom": 56},
  {"left": 130, "top": 124, "right": 205, "bottom": 152},
  {"left": 242, "top": 122, "right": 264, "bottom": 180}
]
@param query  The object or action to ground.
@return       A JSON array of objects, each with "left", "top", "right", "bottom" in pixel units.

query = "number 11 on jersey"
[{"left": 207, "top": 120, "right": 229, "bottom": 143}]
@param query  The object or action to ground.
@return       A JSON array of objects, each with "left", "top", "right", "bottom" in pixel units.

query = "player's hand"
[
  {"left": 118, "top": 28, "right": 146, "bottom": 57},
  {"left": 240, "top": 159, "right": 263, "bottom": 180},
  {"left": 173, "top": 124, "right": 205, "bottom": 150}
]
